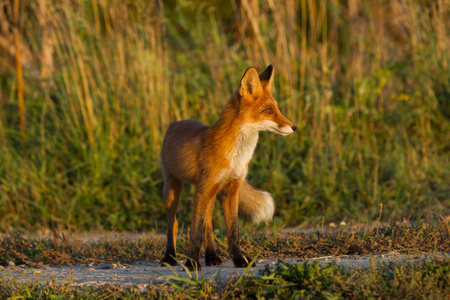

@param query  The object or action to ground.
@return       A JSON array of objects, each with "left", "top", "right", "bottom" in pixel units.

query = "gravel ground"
[{"left": 0, "top": 253, "right": 439, "bottom": 291}]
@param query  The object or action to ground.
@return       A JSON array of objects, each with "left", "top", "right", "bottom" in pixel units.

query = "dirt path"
[{"left": 1, "top": 253, "right": 439, "bottom": 291}]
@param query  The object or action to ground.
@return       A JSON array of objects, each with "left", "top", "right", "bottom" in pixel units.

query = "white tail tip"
[{"left": 250, "top": 191, "right": 275, "bottom": 224}]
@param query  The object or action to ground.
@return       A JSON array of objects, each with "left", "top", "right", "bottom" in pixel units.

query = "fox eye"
[{"left": 265, "top": 108, "right": 273, "bottom": 114}]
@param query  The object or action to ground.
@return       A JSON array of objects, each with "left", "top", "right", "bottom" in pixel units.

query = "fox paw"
[
  {"left": 184, "top": 259, "right": 202, "bottom": 271},
  {"left": 233, "top": 256, "right": 255, "bottom": 268},
  {"left": 159, "top": 255, "right": 177, "bottom": 267},
  {"left": 205, "top": 254, "right": 223, "bottom": 266}
]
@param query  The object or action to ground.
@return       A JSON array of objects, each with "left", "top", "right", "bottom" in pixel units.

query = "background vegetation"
[{"left": 0, "top": 0, "right": 448, "bottom": 231}]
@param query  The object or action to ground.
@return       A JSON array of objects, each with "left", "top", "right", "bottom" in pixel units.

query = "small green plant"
[{"left": 160, "top": 258, "right": 221, "bottom": 299}]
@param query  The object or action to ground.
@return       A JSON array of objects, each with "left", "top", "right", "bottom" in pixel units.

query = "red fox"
[{"left": 160, "top": 65, "right": 297, "bottom": 270}]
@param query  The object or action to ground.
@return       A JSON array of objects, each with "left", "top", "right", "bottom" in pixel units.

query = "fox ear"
[
  {"left": 240, "top": 67, "right": 262, "bottom": 97},
  {"left": 259, "top": 64, "right": 274, "bottom": 90}
]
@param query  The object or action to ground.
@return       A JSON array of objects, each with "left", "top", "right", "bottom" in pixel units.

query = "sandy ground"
[
  {"left": 1, "top": 228, "right": 448, "bottom": 291},
  {"left": 1, "top": 252, "right": 442, "bottom": 291}
]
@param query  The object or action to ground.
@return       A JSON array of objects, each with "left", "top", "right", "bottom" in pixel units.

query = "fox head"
[{"left": 237, "top": 65, "right": 297, "bottom": 136}]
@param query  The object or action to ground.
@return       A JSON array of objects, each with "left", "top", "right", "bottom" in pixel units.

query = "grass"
[
  {"left": 240, "top": 259, "right": 450, "bottom": 299},
  {"left": 0, "top": 0, "right": 449, "bottom": 232}
]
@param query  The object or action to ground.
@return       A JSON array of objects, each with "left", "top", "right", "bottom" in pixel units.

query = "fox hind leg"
[{"left": 160, "top": 173, "right": 183, "bottom": 266}]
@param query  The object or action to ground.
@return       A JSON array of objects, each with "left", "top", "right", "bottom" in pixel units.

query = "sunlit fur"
[{"left": 160, "top": 65, "right": 296, "bottom": 270}]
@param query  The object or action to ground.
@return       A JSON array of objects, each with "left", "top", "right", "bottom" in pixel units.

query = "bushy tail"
[{"left": 238, "top": 180, "right": 275, "bottom": 224}]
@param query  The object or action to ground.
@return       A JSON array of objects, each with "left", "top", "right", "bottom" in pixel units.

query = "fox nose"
[{"left": 292, "top": 125, "right": 297, "bottom": 132}]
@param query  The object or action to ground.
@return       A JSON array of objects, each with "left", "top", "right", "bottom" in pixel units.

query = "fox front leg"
[{"left": 221, "top": 179, "right": 252, "bottom": 268}]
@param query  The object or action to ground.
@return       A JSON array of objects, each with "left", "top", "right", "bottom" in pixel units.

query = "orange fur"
[{"left": 160, "top": 65, "right": 297, "bottom": 270}]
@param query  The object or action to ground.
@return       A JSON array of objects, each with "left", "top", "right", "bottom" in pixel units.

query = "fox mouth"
[
  {"left": 250, "top": 121, "right": 295, "bottom": 136},
  {"left": 270, "top": 127, "right": 294, "bottom": 136}
]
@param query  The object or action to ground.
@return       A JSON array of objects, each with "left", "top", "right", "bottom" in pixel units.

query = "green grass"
[{"left": 0, "top": 0, "right": 449, "bottom": 231}]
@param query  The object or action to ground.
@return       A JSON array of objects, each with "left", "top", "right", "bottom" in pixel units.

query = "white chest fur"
[{"left": 217, "top": 125, "right": 259, "bottom": 183}]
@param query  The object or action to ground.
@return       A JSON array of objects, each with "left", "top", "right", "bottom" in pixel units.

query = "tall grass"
[{"left": 0, "top": 0, "right": 448, "bottom": 231}]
